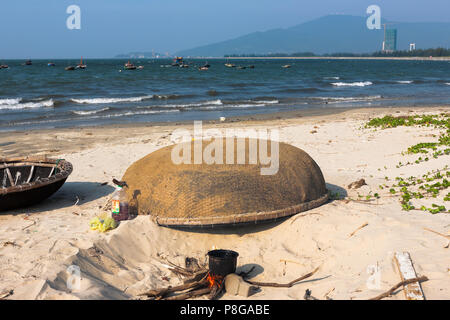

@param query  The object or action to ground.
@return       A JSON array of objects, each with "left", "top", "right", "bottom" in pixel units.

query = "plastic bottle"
[{"left": 111, "top": 185, "right": 129, "bottom": 222}]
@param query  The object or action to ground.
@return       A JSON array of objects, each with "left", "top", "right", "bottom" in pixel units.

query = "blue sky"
[{"left": 1, "top": 0, "right": 449, "bottom": 58}]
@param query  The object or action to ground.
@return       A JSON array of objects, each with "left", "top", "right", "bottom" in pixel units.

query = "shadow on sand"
[
  {"left": 163, "top": 183, "right": 346, "bottom": 235},
  {"left": 1, "top": 182, "right": 115, "bottom": 216}
]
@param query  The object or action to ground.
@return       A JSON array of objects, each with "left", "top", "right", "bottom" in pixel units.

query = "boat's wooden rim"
[
  {"left": 153, "top": 192, "right": 329, "bottom": 228},
  {"left": 0, "top": 157, "right": 73, "bottom": 195}
]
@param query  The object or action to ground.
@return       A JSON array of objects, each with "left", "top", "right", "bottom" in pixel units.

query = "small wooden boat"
[
  {"left": 76, "top": 57, "right": 86, "bottom": 69},
  {"left": 25, "top": 60, "right": 32, "bottom": 66},
  {"left": 198, "top": 66, "right": 209, "bottom": 71},
  {"left": 65, "top": 66, "right": 75, "bottom": 71},
  {"left": 124, "top": 61, "right": 137, "bottom": 70},
  {"left": 0, "top": 157, "right": 73, "bottom": 212}
]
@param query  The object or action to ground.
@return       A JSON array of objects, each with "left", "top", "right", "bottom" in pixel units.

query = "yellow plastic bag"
[{"left": 89, "top": 215, "right": 117, "bottom": 233}]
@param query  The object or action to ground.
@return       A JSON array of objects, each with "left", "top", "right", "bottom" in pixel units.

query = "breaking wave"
[
  {"left": 71, "top": 95, "right": 154, "bottom": 104},
  {"left": 331, "top": 81, "right": 373, "bottom": 87},
  {"left": 71, "top": 107, "right": 110, "bottom": 115},
  {"left": 0, "top": 98, "right": 54, "bottom": 110}
]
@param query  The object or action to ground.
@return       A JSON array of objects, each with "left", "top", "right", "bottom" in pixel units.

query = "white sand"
[{"left": 0, "top": 107, "right": 449, "bottom": 300}]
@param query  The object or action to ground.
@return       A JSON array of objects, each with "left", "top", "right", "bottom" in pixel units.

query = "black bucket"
[{"left": 207, "top": 249, "right": 239, "bottom": 277}]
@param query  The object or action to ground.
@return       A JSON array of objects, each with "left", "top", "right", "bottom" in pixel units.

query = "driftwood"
[
  {"left": 183, "top": 270, "right": 209, "bottom": 284},
  {"left": 139, "top": 276, "right": 208, "bottom": 298},
  {"left": 164, "top": 287, "right": 211, "bottom": 301},
  {"left": 424, "top": 227, "right": 450, "bottom": 240},
  {"left": 208, "top": 282, "right": 224, "bottom": 300},
  {"left": 349, "top": 222, "right": 369, "bottom": 237},
  {"left": 243, "top": 266, "right": 320, "bottom": 288},
  {"left": 369, "top": 276, "right": 428, "bottom": 300}
]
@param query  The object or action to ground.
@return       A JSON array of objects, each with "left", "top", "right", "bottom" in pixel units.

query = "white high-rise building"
[{"left": 409, "top": 43, "right": 416, "bottom": 51}]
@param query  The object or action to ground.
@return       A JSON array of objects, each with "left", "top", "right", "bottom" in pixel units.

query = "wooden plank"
[{"left": 394, "top": 252, "right": 425, "bottom": 300}]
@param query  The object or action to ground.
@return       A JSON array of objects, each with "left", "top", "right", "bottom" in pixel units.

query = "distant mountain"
[{"left": 176, "top": 15, "right": 450, "bottom": 57}]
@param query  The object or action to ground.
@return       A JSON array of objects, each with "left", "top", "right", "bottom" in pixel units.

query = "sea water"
[{"left": 1, "top": 59, "right": 450, "bottom": 131}]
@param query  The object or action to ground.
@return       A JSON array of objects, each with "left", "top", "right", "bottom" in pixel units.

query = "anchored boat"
[
  {"left": 76, "top": 57, "right": 86, "bottom": 69},
  {"left": 124, "top": 61, "right": 137, "bottom": 70},
  {"left": 0, "top": 157, "right": 73, "bottom": 212}
]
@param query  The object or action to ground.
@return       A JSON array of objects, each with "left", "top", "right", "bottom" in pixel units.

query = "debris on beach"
[
  {"left": 347, "top": 178, "right": 367, "bottom": 189},
  {"left": 89, "top": 213, "right": 117, "bottom": 233},
  {"left": 138, "top": 251, "right": 321, "bottom": 300},
  {"left": 393, "top": 252, "right": 426, "bottom": 300}
]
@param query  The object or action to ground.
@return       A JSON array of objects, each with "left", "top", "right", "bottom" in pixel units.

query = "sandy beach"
[{"left": 0, "top": 105, "right": 449, "bottom": 300}]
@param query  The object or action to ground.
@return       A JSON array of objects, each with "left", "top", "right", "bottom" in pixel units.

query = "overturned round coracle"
[{"left": 122, "top": 138, "right": 328, "bottom": 228}]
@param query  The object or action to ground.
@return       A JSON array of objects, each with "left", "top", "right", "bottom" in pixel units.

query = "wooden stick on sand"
[
  {"left": 349, "top": 222, "right": 368, "bottom": 237},
  {"left": 244, "top": 266, "right": 320, "bottom": 288}
]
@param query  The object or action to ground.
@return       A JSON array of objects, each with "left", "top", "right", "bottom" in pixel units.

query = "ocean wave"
[
  {"left": 279, "top": 87, "right": 322, "bottom": 93},
  {"left": 324, "top": 76, "right": 340, "bottom": 80},
  {"left": 140, "top": 99, "right": 223, "bottom": 109},
  {"left": 0, "top": 99, "right": 54, "bottom": 110},
  {"left": 253, "top": 100, "right": 279, "bottom": 104},
  {"left": 88, "top": 109, "right": 180, "bottom": 119},
  {"left": 154, "top": 94, "right": 192, "bottom": 100},
  {"left": 446, "top": 83, "right": 450, "bottom": 86},
  {"left": 312, "top": 95, "right": 381, "bottom": 102},
  {"left": 0, "top": 98, "right": 22, "bottom": 105},
  {"left": 71, "top": 95, "right": 154, "bottom": 104},
  {"left": 309, "top": 95, "right": 383, "bottom": 103},
  {"left": 9, "top": 109, "right": 180, "bottom": 126},
  {"left": 71, "top": 107, "right": 110, "bottom": 115},
  {"left": 396, "top": 80, "right": 413, "bottom": 84},
  {"left": 331, "top": 81, "right": 373, "bottom": 87}
]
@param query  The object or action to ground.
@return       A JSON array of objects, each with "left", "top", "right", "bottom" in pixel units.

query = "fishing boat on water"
[
  {"left": 124, "top": 61, "right": 137, "bottom": 70},
  {"left": 24, "top": 60, "right": 32, "bottom": 66},
  {"left": 0, "top": 157, "right": 73, "bottom": 212},
  {"left": 76, "top": 57, "right": 86, "bottom": 69},
  {"left": 65, "top": 66, "right": 75, "bottom": 71},
  {"left": 225, "top": 59, "right": 236, "bottom": 68},
  {"left": 0, "top": 64, "right": 8, "bottom": 69},
  {"left": 172, "top": 56, "right": 184, "bottom": 67},
  {"left": 282, "top": 64, "right": 291, "bottom": 68},
  {"left": 47, "top": 62, "right": 56, "bottom": 67}
]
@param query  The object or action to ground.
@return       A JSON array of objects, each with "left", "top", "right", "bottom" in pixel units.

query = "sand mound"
[{"left": 122, "top": 138, "right": 328, "bottom": 227}]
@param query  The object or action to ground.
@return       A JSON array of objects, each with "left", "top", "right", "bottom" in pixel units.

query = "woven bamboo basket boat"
[
  {"left": 122, "top": 138, "right": 329, "bottom": 228},
  {"left": 0, "top": 157, "right": 73, "bottom": 212}
]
